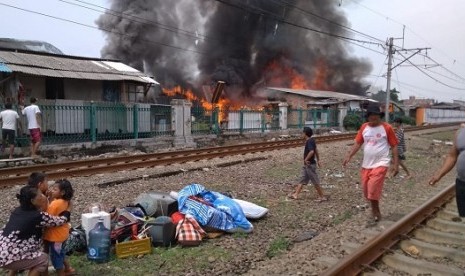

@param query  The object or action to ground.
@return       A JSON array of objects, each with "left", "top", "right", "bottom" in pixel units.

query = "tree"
[{"left": 371, "top": 88, "right": 401, "bottom": 103}]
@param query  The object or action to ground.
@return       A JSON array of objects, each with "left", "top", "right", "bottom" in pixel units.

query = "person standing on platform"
[
  {"left": 0, "top": 102, "right": 22, "bottom": 159},
  {"left": 21, "top": 97, "right": 42, "bottom": 158}
]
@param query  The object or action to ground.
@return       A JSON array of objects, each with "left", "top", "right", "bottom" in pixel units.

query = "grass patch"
[
  {"left": 332, "top": 210, "right": 353, "bottom": 225},
  {"left": 266, "top": 236, "right": 291, "bottom": 258},
  {"left": 233, "top": 232, "right": 249, "bottom": 239},
  {"left": 69, "top": 243, "right": 231, "bottom": 275},
  {"left": 421, "top": 131, "right": 456, "bottom": 142},
  {"left": 264, "top": 163, "right": 301, "bottom": 181}
]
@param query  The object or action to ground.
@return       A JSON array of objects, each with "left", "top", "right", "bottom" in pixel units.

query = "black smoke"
[{"left": 97, "top": 0, "right": 372, "bottom": 102}]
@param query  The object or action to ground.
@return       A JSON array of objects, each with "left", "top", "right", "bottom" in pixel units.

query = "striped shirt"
[{"left": 395, "top": 127, "right": 406, "bottom": 156}]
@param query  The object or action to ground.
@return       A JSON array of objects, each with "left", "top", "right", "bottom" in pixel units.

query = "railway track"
[
  {"left": 0, "top": 123, "right": 457, "bottom": 188},
  {"left": 321, "top": 182, "right": 464, "bottom": 275}
]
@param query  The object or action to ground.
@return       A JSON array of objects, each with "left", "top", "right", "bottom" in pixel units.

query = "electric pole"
[
  {"left": 383, "top": 37, "right": 430, "bottom": 122},
  {"left": 385, "top": 37, "right": 394, "bottom": 122}
]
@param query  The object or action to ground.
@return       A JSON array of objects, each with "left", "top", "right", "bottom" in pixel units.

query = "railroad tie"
[
  {"left": 414, "top": 227, "right": 465, "bottom": 246},
  {"left": 382, "top": 252, "right": 464, "bottom": 276},
  {"left": 436, "top": 209, "right": 462, "bottom": 221},
  {"left": 400, "top": 239, "right": 465, "bottom": 263},
  {"left": 427, "top": 217, "right": 465, "bottom": 233},
  {"left": 362, "top": 270, "right": 391, "bottom": 276}
]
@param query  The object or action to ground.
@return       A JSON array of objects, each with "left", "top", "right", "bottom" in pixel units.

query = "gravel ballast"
[{"left": 0, "top": 127, "right": 459, "bottom": 275}]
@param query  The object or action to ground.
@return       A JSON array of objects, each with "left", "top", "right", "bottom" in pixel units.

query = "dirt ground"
[{"left": 0, "top": 126, "right": 459, "bottom": 275}]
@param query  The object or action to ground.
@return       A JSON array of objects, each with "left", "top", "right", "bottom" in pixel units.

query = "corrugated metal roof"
[
  {"left": 0, "top": 50, "right": 156, "bottom": 84},
  {"left": 0, "top": 62, "right": 12, "bottom": 73},
  {"left": 266, "top": 87, "right": 369, "bottom": 101}
]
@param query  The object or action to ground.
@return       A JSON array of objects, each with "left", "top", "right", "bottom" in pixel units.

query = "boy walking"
[
  {"left": 0, "top": 102, "right": 21, "bottom": 159},
  {"left": 289, "top": 127, "right": 327, "bottom": 202},
  {"left": 390, "top": 118, "right": 411, "bottom": 179},
  {"left": 21, "top": 97, "right": 42, "bottom": 158},
  {"left": 343, "top": 105, "right": 399, "bottom": 225}
]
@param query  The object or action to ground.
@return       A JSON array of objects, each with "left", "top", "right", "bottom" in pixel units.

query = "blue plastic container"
[{"left": 87, "top": 218, "right": 111, "bottom": 263}]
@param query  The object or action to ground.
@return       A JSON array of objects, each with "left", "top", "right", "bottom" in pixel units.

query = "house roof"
[
  {"left": 266, "top": 87, "right": 372, "bottom": 102},
  {"left": 0, "top": 48, "right": 157, "bottom": 84}
]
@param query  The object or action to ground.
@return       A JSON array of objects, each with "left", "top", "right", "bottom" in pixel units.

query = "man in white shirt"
[
  {"left": 0, "top": 102, "right": 21, "bottom": 159},
  {"left": 21, "top": 97, "right": 42, "bottom": 158},
  {"left": 343, "top": 105, "right": 399, "bottom": 226}
]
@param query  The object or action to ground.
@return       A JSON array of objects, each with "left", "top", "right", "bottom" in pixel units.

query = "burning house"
[{"left": 97, "top": 0, "right": 373, "bottom": 110}]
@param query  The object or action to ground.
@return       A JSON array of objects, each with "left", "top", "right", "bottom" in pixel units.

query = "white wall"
[{"left": 424, "top": 108, "right": 465, "bottom": 124}]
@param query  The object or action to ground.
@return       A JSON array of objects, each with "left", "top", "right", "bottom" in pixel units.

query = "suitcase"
[
  {"left": 147, "top": 216, "right": 175, "bottom": 247},
  {"left": 134, "top": 192, "right": 178, "bottom": 217}
]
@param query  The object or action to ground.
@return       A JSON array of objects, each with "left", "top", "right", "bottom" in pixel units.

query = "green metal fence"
[
  {"left": 288, "top": 108, "right": 339, "bottom": 129},
  {"left": 11, "top": 102, "right": 172, "bottom": 146},
  {"left": 191, "top": 106, "right": 281, "bottom": 135}
]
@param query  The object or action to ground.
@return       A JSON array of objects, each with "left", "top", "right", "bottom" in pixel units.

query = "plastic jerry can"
[
  {"left": 87, "top": 218, "right": 111, "bottom": 263},
  {"left": 147, "top": 216, "right": 175, "bottom": 247},
  {"left": 82, "top": 206, "right": 111, "bottom": 245}
]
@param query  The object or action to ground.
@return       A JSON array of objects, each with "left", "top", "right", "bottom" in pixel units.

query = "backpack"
[
  {"left": 63, "top": 226, "right": 87, "bottom": 255},
  {"left": 175, "top": 216, "right": 206, "bottom": 247}
]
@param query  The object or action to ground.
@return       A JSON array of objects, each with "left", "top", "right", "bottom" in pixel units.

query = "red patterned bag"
[{"left": 175, "top": 216, "right": 206, "bottom": 247}]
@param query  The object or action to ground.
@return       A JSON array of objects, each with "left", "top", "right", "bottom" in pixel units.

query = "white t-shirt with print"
[
  {"left": 0, "top": 110, "right": 20, "bottom": 131},
  {"left": 22, "top": 105, "right": 41, "bottom": 129},
  {"left": 355, "top": 122, "right": 398, "bottom": 169}
]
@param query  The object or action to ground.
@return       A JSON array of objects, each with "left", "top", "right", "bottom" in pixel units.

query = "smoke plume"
[{"left": 97, "top": 0, "right": 372, "bottom": 103}]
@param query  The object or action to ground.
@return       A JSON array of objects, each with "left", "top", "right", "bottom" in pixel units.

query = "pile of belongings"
[{"left": 76, "top": 183, "right": 269, "bottom": 252}]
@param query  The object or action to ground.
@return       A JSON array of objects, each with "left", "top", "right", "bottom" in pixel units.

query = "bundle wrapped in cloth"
[{"left": 177, "top": 184, "right": 253, "bottom": 233}]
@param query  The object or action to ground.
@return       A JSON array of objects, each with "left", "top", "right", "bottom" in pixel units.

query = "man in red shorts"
[
  {"left": 21, "top": 97, "right": 42, "bottom": 158},
  {"left": 343, "top": 105, "right": 399, "bottom": 226}
]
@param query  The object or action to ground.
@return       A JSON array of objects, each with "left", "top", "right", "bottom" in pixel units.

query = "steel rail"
[
  {"left": 0, "top": 134, "right": 354, "bottom": 187},
  {"left": 0, "top": 123, "right": 457, "bottom": 188},
  {"left": 0, "top": 133, "right": 354, "bottom": 177},
  {"left": 321, "top": 182, "right": 456, "bottom": 276}
]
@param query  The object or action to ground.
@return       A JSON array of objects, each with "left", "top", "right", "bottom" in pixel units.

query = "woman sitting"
[{"left": 0, "top": 185, "right": 71, "bottom": 276}]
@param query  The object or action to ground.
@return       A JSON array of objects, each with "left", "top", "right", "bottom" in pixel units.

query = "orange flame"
[
  {"left": 162, "top": 86, "right": 235, "bottom": 121},
  {"left": 264, "top": 58, "right": 332, "bottom": 91},
  {"left": 311, "top": 59, "right": 330, "bottom": 90}
]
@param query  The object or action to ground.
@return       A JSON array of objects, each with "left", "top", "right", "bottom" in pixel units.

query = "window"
[
  {"left": 45, "top": 77, "right": 64, "bottom": 99},
  {"left": 127, "top": 83, "right": 144, "bottom": 102}
]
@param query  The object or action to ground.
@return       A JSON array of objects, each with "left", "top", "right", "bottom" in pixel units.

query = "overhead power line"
[
  {"left": 213, "top": 0, "right": 384, "bottom": 47},
  {"left": 267, "top": 0, "right": 384, "bottom": 43},
  {"left": 0, "top": 2, "right": 206, "bottom": 55},
  {"left": 397, "top": 51, "right": 465, "bottom": 91},
  {"left": 59, "top": 0, "right": 213, "bottom": 42},
  {"left": 345, "top": 0, "right": 465, "bottom": 71}
]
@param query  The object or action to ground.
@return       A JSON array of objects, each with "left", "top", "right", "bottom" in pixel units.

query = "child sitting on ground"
[
  {"left": 43, "top": 179, "right": 75, "bottom": 276},
  {"left": 289, "top": 127, "right": 328, "bottom": 202}
]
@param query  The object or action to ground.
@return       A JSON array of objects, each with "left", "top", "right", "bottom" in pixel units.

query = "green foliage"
[
  {"left": 343, "top": 113, "right": 363, "bottom": 130},
  {"left": 371, "top": 89, "right": 401, "bottom": 103},
  {"left": 392, "top": 115, "right": 416, "bottom": 126},
  {"left": 266, "top": 236, "right": 291, "bottom": 258},
  {"left": 69, "top": 245, "right": 231, "bottom": 275},
  {"left": 332, "top": 210, "right": 353, "bottom": 225}
]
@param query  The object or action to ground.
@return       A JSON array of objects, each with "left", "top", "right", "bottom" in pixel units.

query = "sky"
[{"left": 0, "top": 0, "right": 464, "bottom": 102}]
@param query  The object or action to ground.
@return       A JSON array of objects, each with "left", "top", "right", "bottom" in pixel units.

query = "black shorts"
[
  {"left": 456, "top": 178, "right": 465, "bottom": 217},
  {"left": 2, "top": 129, "right": 15, "bottom": 145}
]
